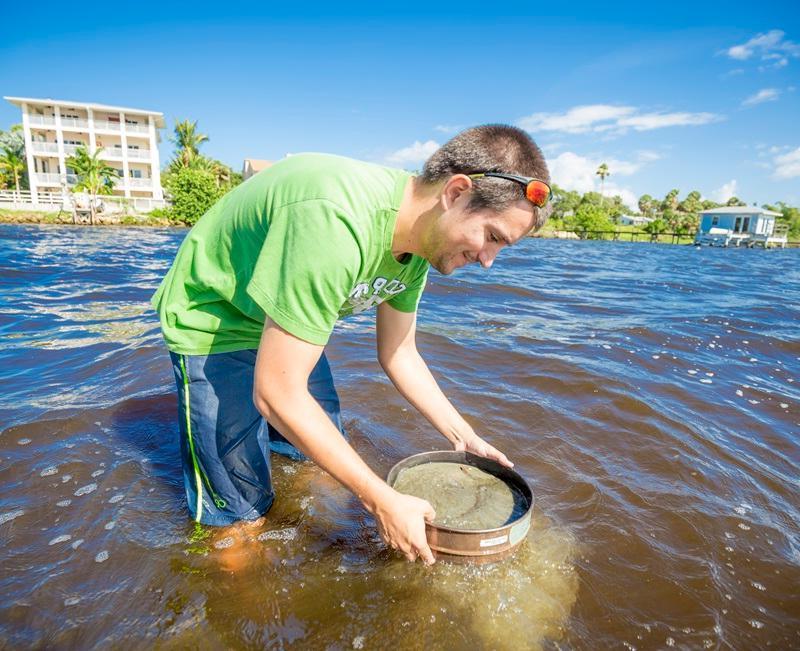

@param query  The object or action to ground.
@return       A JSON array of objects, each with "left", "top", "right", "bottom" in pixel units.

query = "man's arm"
[
  {"left": 253, "top": 318, "right": 437, "bottom": 564},
  {"left": 376, "top": 302, "right": 513, "bottom": 467}
]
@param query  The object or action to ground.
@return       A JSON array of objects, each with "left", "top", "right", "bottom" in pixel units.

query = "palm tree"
[
  {"left": 0, "top": 147, "right": 25, "bottom": 198},
  {"left": 596, "top": 163, "right": 610, "bottom": 197},
  {"left": 638, "top": 194, "right": 655, "bottom": 218},
  {"left": 171, "top": 119, "right": 209, "bottom": 167},
  {"left": 65, "top": 146, "right": 117, "bottom": 224}
]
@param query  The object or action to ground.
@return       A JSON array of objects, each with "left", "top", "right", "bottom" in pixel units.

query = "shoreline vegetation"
[
  {"left": 6, "top": 208, "right": 795, "bottom": 247},
  {"left": 2, "top": 119, "right": 798, "bottom": 242}
]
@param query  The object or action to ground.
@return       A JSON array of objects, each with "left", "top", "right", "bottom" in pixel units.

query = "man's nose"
[{"left": 477, "top": 249, "right": 495, "bottom": 269}]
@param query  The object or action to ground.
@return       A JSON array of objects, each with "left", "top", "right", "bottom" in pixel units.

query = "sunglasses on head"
[{"left": 468, "top": 172, "right": 552, "bottom": 208}]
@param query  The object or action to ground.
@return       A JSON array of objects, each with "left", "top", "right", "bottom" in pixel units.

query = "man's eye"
[{"left": 489, "top": 233, "right": 499, "bottom": 243}]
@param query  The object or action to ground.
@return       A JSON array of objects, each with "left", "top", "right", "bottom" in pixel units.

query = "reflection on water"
[{"left": 1, "top": 224, "right": 799, "bottom": 648}]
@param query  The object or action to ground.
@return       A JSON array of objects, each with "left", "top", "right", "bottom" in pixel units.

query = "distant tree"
[
  {"left": 643, "top": 217, "right": 667, "bottom": 238},
  {"left": 701, "top": 199, "right": 721, "bottom": 210},
  {"left": 164, "top": 167, "right": 222, "bottom": 225},
  {"left": 0, "top": 124, "right": 25, "bottom": 157},
  {"left": 65, "top": 146, "right": 117, "bottom": 224},
  {"left": 0, "top": 125, "right": 27, "bottom": 191},
  {"left": 726, "top": 196, "right": 747, "bottom": 207},
  {"left": 187, "top": 155, "right": 240, "bottom": 189},
  {"left": 549, "top": 184, "right": 582, "bottom": 222},
  {"left": 0, "top": 147, "right": 25, "bottom": 196},
  {"left": 678, "top": 190, "right": 703, "bottom": 215},
  {"left": 170, "top": 119, "right": 209, "bottom": 168},
  {"left": 638, "top": 193, "right": 656, "bottom": 218},
  {"left": 596, "top": 163, "right": 610, "bottom": 197},
  {"left": 565, "top": 202, "right": 614, "bottom": 238},
  {"left": 661, "top": 188, "right": 680, "bottom": 212}
]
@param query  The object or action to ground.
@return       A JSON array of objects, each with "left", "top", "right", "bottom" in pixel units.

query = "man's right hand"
[{"left": 367, "top": 485, "right": 437, "bottom": 565}]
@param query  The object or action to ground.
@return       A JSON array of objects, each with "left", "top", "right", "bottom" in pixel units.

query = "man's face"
[{"left": 421, "top": 182, "right": 536, "bottom": 275}]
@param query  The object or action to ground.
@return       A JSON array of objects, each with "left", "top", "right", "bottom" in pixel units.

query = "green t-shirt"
[{"left": 152, "top": 153, "right": 430, "bottom": 354}]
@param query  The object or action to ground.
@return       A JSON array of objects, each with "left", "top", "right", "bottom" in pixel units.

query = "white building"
[
  {"left": 694, "top": 206, "right": 786, "bottom": 248},
  {"left": 619, "top": 214, "right": 654, "bottom": 227},
  {"left": 4, "top": 96, "right": 166, "bottom": 212}
]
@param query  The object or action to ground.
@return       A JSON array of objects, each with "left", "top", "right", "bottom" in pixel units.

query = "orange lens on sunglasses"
[
  {"left": 525, "top": 179, "right": 551, "bottom": 208},
  {"left": 468, "top": 172, "right": 552, "bottom": 208}
]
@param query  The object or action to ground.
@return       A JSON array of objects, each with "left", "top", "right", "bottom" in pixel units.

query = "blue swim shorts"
[{"left": 170, "top": 349, "right": 344, "bottom": 526}]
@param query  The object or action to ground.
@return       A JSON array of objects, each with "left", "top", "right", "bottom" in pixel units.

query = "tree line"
[
  {"left": 2, "top": 129, "right": 798, "bottom": 237},
  {"left": 547, "top": 163, "right": 799, "bottom": 239}
]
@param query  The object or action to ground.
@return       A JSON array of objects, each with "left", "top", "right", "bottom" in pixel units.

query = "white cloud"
[
  {"left": 517, "top": 105, "right": 635, "bottom": 134},
  {"left": 386, "top": 140, "right": 440, "bottom": 166},
  {"left": 433, "top": 125, "right": 463, "bottom": 134},
  {"left": 773, "top": 147, "right": 800, "bottom": 179},
  {"left": 616, "top": 111, "right": 720, "bottom": 130},
  {"left": 517, "top": 104, "right": 722, "bottom": 135},
  {"left": 548, "top": 151, "right": 655, "bottom": 208},
  {"left": 742, "top": 88, "right": 780, "bottom": 107},
  {"left": 726, "top": 29, "right": 800, "bottom": 68},
  {"left": 712, "top": 180, "right": 738, "bottom": 203}
]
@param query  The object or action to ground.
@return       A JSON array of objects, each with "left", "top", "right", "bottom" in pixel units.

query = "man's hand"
[
  {"left": 454, "top": 432, "right": 514, "bottom": 469},
  {"left": 376, "top": 303, "right": 514, "bottom": 470},
  {"left": 367, "top": 485, "right": 437, "bottom": 565}
]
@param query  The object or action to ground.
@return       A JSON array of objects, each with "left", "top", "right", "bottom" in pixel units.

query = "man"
[{"left": 152, "top": 124, "right": 551, "bottom": 565}]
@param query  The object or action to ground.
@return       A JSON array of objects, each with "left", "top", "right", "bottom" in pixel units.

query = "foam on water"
[
  {"left": 257, "top": 528, "right": 298, "bottom": 543},
  {"left": 48, "top": 534, "right": 72, "bottom": 545},
  {"left": 74, "top": 483, "right": 97, "bottom": 496},
  {"left": 95, "top": 550, "right": 109, "bottom": 563},
  {"left": 0, "top": 510, "right": 25, "bottom": 525}
]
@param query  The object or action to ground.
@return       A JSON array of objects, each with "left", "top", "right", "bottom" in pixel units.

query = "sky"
[{"left": 1, "top": 1, "right": 798, "bottom": 208}]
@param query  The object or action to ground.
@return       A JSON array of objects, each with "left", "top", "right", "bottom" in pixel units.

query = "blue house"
[{"left": 695, "top": 206, "right": 787, "bottom": 248}]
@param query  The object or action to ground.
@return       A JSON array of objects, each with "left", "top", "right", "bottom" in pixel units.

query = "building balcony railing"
[
  {"left": 94, "top": 120, "right": 122, "bottom": 132},
  {"left": 28, "top": 115, "right": 56, "bottom": 127},
  {"left": 101, "top": 147, "right": 152, "bottom": 161},
  {"left": 125, "top": 123, "right": 149, "bottom": 134},
  {"left": 127, "top": 178, "right": 152, "bottom": 188},
  {"left": 31, "top": 142, "right": 60, "bottom": 155},
  {"left": 34, "top": 173, "right": 62, "bottom": 186},
  {"left": 60, "top": 117, "right": 89, "bottom": 130},
  {"left": 63, "top": 144, "right": 87, "bottom": 156},
  {"left": 127, "top": 148, "right": 152, "bottom": 160}
]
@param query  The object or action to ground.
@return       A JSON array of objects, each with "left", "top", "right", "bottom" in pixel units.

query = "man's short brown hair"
[{"left": 420, "top": 124, "right": 551, "bottom": 229}]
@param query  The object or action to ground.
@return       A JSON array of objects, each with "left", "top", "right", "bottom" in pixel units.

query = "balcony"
[
  {"left": 60, "top": 117, "right": 89, "bottom": 130},
  {"left": 63, "top": 144, "right": 88, "bottom": 156},
  {"left": 100, "top": 147, "right": 152, "bottom": 161},
  {"left": 31, "top": 142, "right": 60, "bottom": 155},
  {"left": 125, "top": 123, "right": 149, "bottom": 135},
  {"left": 126, "top": 148, "right": 152, "bottom": 160},
  {"left": 34, "top": 173, "right": 62, "bottom": 186},
  {"left": 28, "top": 115, "right": 56, "bottom": 127},
  {"left": 128, "top": 178, "right": 152, "bottom": 188},
  {"left": 94, "top": 119, "right": 122, "bottom": 132}
]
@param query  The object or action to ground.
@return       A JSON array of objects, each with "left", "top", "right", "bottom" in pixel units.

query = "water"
[{"left": 1, "top": 224, "right": 798, "bottom": 649}]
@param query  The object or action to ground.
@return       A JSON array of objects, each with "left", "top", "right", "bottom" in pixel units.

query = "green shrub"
[
  {"left": 564, "top": 203, "right": 614, "bottom": 239},
  {"left": 164, "top": 167, "right": 222, "bottom": 225}
]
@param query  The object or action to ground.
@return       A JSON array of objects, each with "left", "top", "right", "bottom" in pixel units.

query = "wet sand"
[{"left": 392, "top": 462, "right": 528, "bottom": 529}]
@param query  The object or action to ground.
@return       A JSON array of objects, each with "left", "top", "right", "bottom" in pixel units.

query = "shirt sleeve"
[
  {"left": 246, "top": 200, "right": 362, "bottom": 345},
  {"left": 386, "top": 256, "right": 430, "bottom": 313}
]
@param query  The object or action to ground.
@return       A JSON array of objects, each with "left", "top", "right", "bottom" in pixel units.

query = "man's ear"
[{"left": 441, "top": 175, "right": 473, "bottom": 211}]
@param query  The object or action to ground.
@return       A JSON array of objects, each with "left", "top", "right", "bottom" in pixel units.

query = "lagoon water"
[{"left": 0, "top": 223, "right": 798, "bottom": 649}]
